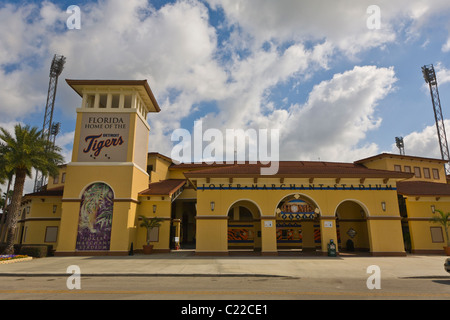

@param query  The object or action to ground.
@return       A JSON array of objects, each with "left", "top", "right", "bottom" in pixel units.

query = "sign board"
[
  {"left": 264, "top": 221, "right": 273, "bottom": 228},
  {"left": 324, "top": 221, "right": 333, "bottom": 228},
  {"left": 78, "top": 113, "right": 130, "bottom": 162}
]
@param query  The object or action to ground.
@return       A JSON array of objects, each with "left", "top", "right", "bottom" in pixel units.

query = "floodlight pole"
[
  {"left": 33, "top": 54, "right": 66, "bottom": 192},
  {"left": 422, "top": 64, "right": 450, "bottom": 174}
]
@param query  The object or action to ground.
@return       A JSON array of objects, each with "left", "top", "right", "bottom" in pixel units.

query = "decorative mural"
[
  {"left": 277, "top": 199, "right": 319, "bottom": 220},
  {"left": 76, "top": 183, "right": 114, "bottom": 251},
  {"left": 276, "top": 223, "right": 303, "bottom": 243},
  {"left": 228, "top": 226, "right": 254, "bottom": 243},
  {"left": 314, "top": 224, "right": 321, "bottom": 245}
]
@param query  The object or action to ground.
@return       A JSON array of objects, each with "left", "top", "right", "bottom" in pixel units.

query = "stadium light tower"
[
  {"left": 395, "top": 137, "right": 405, "bottom": 156},
  {"left": 33, "top": 54, "right": 66, "bottom": 192},
  {"left": 422, "top": 64, "right": 450, "bottom": 174}
]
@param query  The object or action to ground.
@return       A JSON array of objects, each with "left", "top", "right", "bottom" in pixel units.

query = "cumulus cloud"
[
  {"left": 206, "top": 0, "right": 450, "bottom": 55},
  {"left": 391, "top": 121, "right": 446, "bottom": 159},
  {"left": 0, "top": 0, "right": 450, "bottom": 170},
  {"left": 435, "top": 62, "right": 450, "bottom": 85},
  {"left": 280, "top": 66, "right": 397, "bottom": 162}
]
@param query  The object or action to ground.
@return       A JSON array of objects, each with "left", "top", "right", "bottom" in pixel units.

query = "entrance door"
[{"left": 173, "top": 200, "right": 196, "bottom": 249}]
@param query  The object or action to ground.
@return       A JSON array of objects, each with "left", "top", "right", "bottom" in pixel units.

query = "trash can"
[{"left": 327, "top": 239, "right": 337, "bottom": 257}]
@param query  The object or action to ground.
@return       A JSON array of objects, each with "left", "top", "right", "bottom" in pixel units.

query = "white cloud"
[
  {"left": 0, "top": 0, "right": 449, "bottom": 167},
  {"left": 55, "top": 130, "right": 75, "bottom": 163},
  {"left": 280, "top": 66, "right": 397, "bottom": 162},
  {"left": 391, "top": 121, "right": 446, "bottom": 159},
  {"left": 435, "top": 62, "right": 450, "bottom": 85},
  {"left": 442, "top": 37, "right": 450, "bottom": 52}
]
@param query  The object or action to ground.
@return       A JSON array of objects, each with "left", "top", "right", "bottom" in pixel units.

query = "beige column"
[
  {"left": 320, "top": 216, "right": 338, "bottom": 255},
  {"left": 260, "top": 216, "right": 278, "bottom": 256}
]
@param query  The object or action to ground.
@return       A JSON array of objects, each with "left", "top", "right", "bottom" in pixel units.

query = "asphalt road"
[{"left": 1, "top": 274, "right": 449, "bottom": 300}]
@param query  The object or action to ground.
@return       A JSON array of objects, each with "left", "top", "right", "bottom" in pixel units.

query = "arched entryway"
[
  {"left": 275, "top": 194, "right": 321, "bottom": 254},
  {"left": 227, "top": 200, "right": 262, "bottom": 252},
  {"left": 335, "top": 200, "right": 370, "bottom": 254}
]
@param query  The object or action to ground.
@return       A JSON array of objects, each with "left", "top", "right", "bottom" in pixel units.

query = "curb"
[{"left": 0, "top": 273, "right": 295, "bottom": 278}]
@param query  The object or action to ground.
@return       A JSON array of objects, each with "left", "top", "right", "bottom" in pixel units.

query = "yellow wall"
[
  {"left": 135, "top": 197, "right": 172, "bottom": 251},
  {"left": 404, "top": 196, "right": 450, "bottom": 253},
  {"left": 193, "top": 177, "right": 406, "bottom": 255},
  {"left": 47, "top": 166, "right": 67, "bottom": 190},
  {"left": 57, "top": 164, "right": 148, "bottom": 254},
  {"left": 148, "top": 156, "right": 172, "bottom": 182},
  {"left": 16, "top": 197, "right": 62, "bottom": 246},
  {"left": 360, "top": 156, "right": 446, "bottom": 183}
]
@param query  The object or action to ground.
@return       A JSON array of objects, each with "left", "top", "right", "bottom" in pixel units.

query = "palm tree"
[{"left": 0, "top": 124, "right": 64, "bottom": 255}]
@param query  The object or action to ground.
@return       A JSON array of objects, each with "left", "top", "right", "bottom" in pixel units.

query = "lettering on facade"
[
  {"left": 78, "top": 113, "right": 130, "bottom": 162},
  {"left": 200, "top": 184, "right": 395, "bottom": 191}
]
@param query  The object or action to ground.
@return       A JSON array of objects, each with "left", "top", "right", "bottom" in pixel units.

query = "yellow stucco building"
[{"left": 14, "top": 80, "right": 450, "bottom": 257}]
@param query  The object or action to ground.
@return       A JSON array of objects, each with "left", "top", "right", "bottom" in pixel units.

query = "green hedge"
[
  {"left": 0, "top": 244, "right": 54, "bottom": 257},
  {"left": 19, "top": 246, "right": 48, "bottom": 258}
]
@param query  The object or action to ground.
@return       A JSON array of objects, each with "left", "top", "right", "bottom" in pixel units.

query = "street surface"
[{"left": 0, "top": 274, "right": 449, "bottom": 300}]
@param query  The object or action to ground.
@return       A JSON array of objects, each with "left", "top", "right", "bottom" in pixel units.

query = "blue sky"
[{"left": 1, "top": 0, "right": 450, "bottom": 194}]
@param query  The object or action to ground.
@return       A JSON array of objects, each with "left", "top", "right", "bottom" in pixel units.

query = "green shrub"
[{"left": 19, "top": 246, "right": 48, "bottom": 258}]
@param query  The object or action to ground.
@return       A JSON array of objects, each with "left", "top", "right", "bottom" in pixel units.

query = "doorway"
[
  {"left": 335, "top": 200, "right": 370, "bottom": 253},
  {"left": 227, "top": 200, "right": 261, "bottom": 253}
]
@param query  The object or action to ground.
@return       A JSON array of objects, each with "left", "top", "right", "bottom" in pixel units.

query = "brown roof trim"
[
  {"left": 66, "top": 79, "right": 161, "bottom": 112},
  {"left": 183, "top": 162, "right": 414, "bottom": 179},
  {"left": 355, "top": 153, "right": 446, "bottom": 164},
  {"left": 397, "top": 181, "right": 450, "bottom": 197},
  {"left": 139, "top": 179, "right": 186, "bottom": 196}
]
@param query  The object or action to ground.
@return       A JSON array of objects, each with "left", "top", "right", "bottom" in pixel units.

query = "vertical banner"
[{"left": 76, "top": 183, "right": 114, "bottom": 251}]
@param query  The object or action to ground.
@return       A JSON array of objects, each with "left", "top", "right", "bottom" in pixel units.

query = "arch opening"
[
  {"left": 335, "top": 200, "right": 370, "bottom": 254},
  {"left": 227, "top": 200, "right": 262, "bottom": 253},
  {"left": 275, "top": 194, "right": 321, "bottom": 254}
]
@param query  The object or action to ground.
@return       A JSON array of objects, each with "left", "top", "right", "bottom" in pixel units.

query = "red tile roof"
[
  {"left": 139, "top": 179, "right": 186, "bottom": 196},
  {"left": 183, "top": 161, "right": 413, "bottom": 179},
  {"left": 355, "top": 153, "right": 446, "bottom": 164},
  {"left": 397, "top": 181, "right": 450, "bottom": 196}
]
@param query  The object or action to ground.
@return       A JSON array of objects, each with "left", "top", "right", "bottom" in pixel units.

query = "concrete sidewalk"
[{"left": 0, "top": 251, "right": 449, "bottom": 280}]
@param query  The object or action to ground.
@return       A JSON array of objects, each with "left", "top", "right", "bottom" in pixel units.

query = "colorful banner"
[{"left": 76, "top": 183, "right": 114, "bottom": 251}]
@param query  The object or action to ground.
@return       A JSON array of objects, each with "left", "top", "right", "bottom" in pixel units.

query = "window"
[
  {"left": 404, "top": 166, "right": 411, "bottom": 173},
  {"left": 45, "top": 226, "right": 58, "bottom": 243},
  {"left": 124, "top": 95, "right": 132, "bottom": 108},
  {"left": 423, "top": 168, "right": 431, "bottom": 179},
  {"left": 111, "top": 94, "right": 120, "bottom": 108},
  {"left": 414, "top": 167, "right": 421, "bottom": 178},
  {"left": 61, "top": 173, "right": 66, "bottom": 183},
  {"left": 53, "top": 175, "right": 59, "bottom": 184},
  {"left": 99, "top": 94, "right": 107, "bottom": 108},
  {"left": 432, "top": 168, "right": 440, "bottom": 180},
  {"left": 394, "top": 165, "right": 402, "bottom": 172},
  {"left": 149, "top": 227, "right": 159, "bottom": 242},
  {"left": 85, "top": 95, "right": 95, "bottom": 108},
  {"left": 430, "top": 227, "right": 444, "bottom": 243}
]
